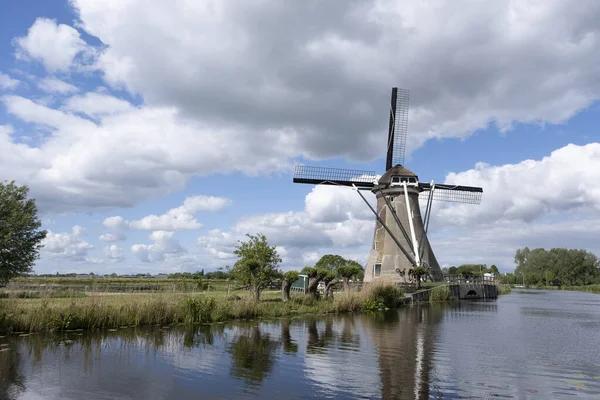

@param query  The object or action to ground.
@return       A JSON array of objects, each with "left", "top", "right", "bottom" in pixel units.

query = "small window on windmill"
[
  {"left": 391, "top": 176, "right": 400, "bottom": 184},
  {"left": 408, "top": 177, "right": 417, "bottom": 183},
  {"left": 374, "top": 263, "right": 382, "bottom": 277}
]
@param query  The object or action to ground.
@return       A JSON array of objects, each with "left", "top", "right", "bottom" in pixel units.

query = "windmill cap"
[{"left": 378, "top": 164, "right": 418, "bottom": 185}]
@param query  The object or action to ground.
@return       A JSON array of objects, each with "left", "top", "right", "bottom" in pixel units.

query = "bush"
[
  {"left": 362, "top": 280, "right": 404, "bottom": 310},
  {"left": 429, "top": 285, "right": 451, "bottom": 302}
]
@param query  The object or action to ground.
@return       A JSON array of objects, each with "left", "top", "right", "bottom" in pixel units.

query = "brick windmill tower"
[{"left": 293, "top": 87, "right": 483, "bottom": 283}]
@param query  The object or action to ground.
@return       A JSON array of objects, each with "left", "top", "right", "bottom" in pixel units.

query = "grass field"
[{"left": 0, "top": 278, "right": 406, "bottom": 334}]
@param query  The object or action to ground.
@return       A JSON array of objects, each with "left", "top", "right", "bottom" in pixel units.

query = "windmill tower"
[{"left": 293, "top": 87, "right": 483, "bottom": 283}]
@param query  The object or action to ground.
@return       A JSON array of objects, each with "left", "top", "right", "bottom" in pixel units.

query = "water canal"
[{"left": 1, "top": 290, "right": 599, "bottom": 399}]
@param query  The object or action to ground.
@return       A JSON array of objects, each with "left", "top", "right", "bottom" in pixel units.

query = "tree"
[
  {"left": 337, "top": 261, "right": 364, "bottom": 291},
  {"left": 408, "top": 266, "right": 428, "bottom": 289},
  {"left": 230, "top": 233, "right": 282, "bottom": 301},
  {"left": 490, "top": 265, "right": 499, "bottom": 276},
  {"left": 281, "top": 270, "right": 299, "bottom": 302},
  {"left": 301, "top": 266, "right": 326, "bottom": 298},
  {"left": 322, "top": 270, "right": 338, "bottom": 299},
  {"left": 0, "top": 181, "right": 47, "bottom": 283}
]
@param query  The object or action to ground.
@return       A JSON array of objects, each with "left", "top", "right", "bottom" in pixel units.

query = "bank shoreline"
[
  {"left": 0, "top": 281, "right": 405, "bottom": 334},
  {"left": 0, "top": 282, "right": 516, "bottom": 335}
]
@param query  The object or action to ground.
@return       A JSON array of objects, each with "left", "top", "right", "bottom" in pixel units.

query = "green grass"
[
  {"left": 5, "top": 277, "right": 231, "bottom": 296},
  {"left": 429, "top": 285, "right": 452, "bottom": 302},
  {"left": 0, "top": 280, "right": 406, "bottom": 334},
  {"left": 497, "top": 284, "right": 512, "bottom": 295},
  {"left": 537, "top": 284, "right": 600, "bottom": 294}
]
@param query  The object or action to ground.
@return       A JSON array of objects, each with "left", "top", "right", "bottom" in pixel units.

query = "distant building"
[
  {"left": 155, "top": 274, "right": 169, "bottom": 279},
  {"left": 483, "top": 272, "right": 495, "bottom": 281}
]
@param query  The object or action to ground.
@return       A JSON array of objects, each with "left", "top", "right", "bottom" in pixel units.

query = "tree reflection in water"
[{"left": 228, "top": 325, "right": 280, "bottom": 386}]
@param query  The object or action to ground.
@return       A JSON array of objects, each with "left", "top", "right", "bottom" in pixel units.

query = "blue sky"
[{"left": 1, "top": 0, "right": 600, "bottom": 275}]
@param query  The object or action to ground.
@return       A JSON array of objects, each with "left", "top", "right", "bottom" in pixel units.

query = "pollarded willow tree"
[
  {"left": 230, "top": 233, "right": 282, "bottom": 301},
  {"left": 0, "top": 181, "right": 47, "bottom": 283}
]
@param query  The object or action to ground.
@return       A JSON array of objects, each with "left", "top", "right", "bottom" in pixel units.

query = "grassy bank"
[
  {"left": 497, "top": 284, "right": 512, "bottom": 295},
  {"left": 0, "top": 281, "right": 405, "bottom": 334},
  {"left": 536, "top": 284, "right": 600, "bottom": 294}
]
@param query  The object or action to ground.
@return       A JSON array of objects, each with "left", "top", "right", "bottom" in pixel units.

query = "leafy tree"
[
  {"left": 337, "top": 261, "right": 364, "bottom": 291},
  {"left": 301, "top": 266, "right": 327, "bottom": 298},
  {"left": 281, "top": 270, "right": 299, "bottom": 302},
  {"left": 0, "top": 181, "right": 47, "bottom": 283},
  {"left": 322, "top": 270, "right": 338, "bottom": 299},
  {"left": 513, "top": 246, "right": 599, "bottom": 287},
  {"left": 490, "top": 265, "right": 500, "bottom": 276},
  {"left": 230, "top": 233, "right": 282, "bottom": 301},
  {"left": 448, "top": 266, "right": 458, "bottom": 275},
  {"left": 315, "top": 254, "right": 347, "bottom": 271},
  {"left": 408, "top": 266, "right": 428, "bottom": 289}
]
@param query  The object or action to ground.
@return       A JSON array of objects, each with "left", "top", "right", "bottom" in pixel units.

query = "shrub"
[
  {"left": 362, "top": 279, "right": 404, "bottom": 310},
  {"left": 429, "top": 285, "right": 451, "bottom": 302}
]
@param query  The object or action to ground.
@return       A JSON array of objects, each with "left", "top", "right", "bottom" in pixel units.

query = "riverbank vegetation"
[
  {"left": 0, "top": 279, "right": 405, "bottom": 334},
  {"left": 505, "top": 247, "right": 600, "bottom": 288},
  {"left": 536, "top": 284, "right": 600, "bottom": 294}
]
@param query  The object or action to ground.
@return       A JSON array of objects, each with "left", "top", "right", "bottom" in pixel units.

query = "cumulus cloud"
[
  {"left": 433, "top": 142, "right": 600, "bottom": 227},
  {"left": 3, "top": 3, "right": 600, "bottom": 213},
  {"left": 0, "top": 73, "right": 19, "bottom": 90},
  {"left": 103, "top": 195, "right": 232, "bottom": 232},
  {"left": 199, "top": 142, "right": 600, "bottom": 270},
  {"left": 197, "top": 185, "right": 376, "bottom": 268},
  {"left": 99, "top": 216, "right": 128, "bottom": 241},
  {"left": 104, "top": 244, "right": 125, "bottom": 262},
  {"left": 131, "top": 231, "right": 186, "bottom": 263},
  {"left": 13, "top": 18, "right": 90, "bottom": 72},
  {"left": 99, "top": 232, "right": 126, "bottom": 242},
  {"left": 1, "top": 93, "right": 294, "bottom": 212},
  {"left": 62, "top": 92, "right": 133, "bottom": 117},
  {"left": 41, "top": 225, "right": 94, "bottom": 261},
  {"left": 38, "top": 77, "right": 79, "bottom": 94},
  {"left": 72, "top": 0, "right": 600, "bottom": 156}
]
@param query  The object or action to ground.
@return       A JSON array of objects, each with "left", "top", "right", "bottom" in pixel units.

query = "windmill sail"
[
  {"left": 293, "top": 165, "right": 378, "bottom": 188},
  {"left": 418, "top": 183, "right": 483, "bottom": 204},
  {"left": 385, "top": 87, "right": 410, "bottom": 170}
]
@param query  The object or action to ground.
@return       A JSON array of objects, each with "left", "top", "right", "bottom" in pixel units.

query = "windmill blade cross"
[
  {"left": 293, "top": 165, "right": 378, "bottom": 188},
  {"left": 386, "top": 87, "right": 410, "bottom": 170},
  {"left": 419, "top": 183, "right": 483, "bottom": 204}
]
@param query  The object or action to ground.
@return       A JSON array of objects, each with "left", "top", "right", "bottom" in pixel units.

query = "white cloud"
[
  {"left": 199, "top": 142, "right": 600, "bottom": 270},
  {"left": 433, "top": 142, "right": 600, "bottom": 227},
  {"left": 99, "top": 216, "right": 128, "bottom": 241},
  {"left": 62, "top": 92, "right": 133, "bottom": 117},
  {"left": 13, "top": 18, "right": 90, "bottom": 72},
  {"left": 132, "top": 230, "right": 187, "bottom": 263},
  {"left": 0, "top": 73, "right": 19, "bottom": 90},
  {"left": 4, "top": 3, "right": 600, "bottom": 213},
  {"left": 116, "top": 195, "right": 232, "bottom": 231},
  {"left": 1, "top": 93, "right": 294, "bottom": 213},
  {"left": 198, "top": 186, "right": 376, "bottom": 267},
  {"left": 70, "top": 0, "right": 600, "bottom": 157},
  {"left": 41, "top": 225, "right": 94, "bottom": 261},
  {"left": 38, "top": 77, "right": 79, "bottom": 94},
  {"left": 104, "top": 244, "right": 125, "bottom": 262},
  {"left": 99, "top": 232, "right": 126, "bottom": 242},
  {"left": 103, "top": 216, "right": 126, "bottom": 229}
]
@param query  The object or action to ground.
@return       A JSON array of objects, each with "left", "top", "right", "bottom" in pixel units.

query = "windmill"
[{"left": 292, "top": 87, "right": 483, "bottom": 283}]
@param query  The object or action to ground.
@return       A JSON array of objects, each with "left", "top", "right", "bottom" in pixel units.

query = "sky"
[{"left": 1, "top": 0, "right": 600, "bottom": 275}]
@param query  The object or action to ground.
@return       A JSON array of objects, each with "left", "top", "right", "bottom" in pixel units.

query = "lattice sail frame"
[
  {"left": 292, "top": 165, "right": 378, "bottom": 188},
  {"left": 386, "top": 88, "right": 410, "bottom": 170},
  {"left": 418, "top": 183, "right": 483, "bottom": 205}
]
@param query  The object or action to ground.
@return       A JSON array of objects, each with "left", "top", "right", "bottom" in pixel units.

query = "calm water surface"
[{"left": 1, "top": 290, "right": 599, "bottom": 399}]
